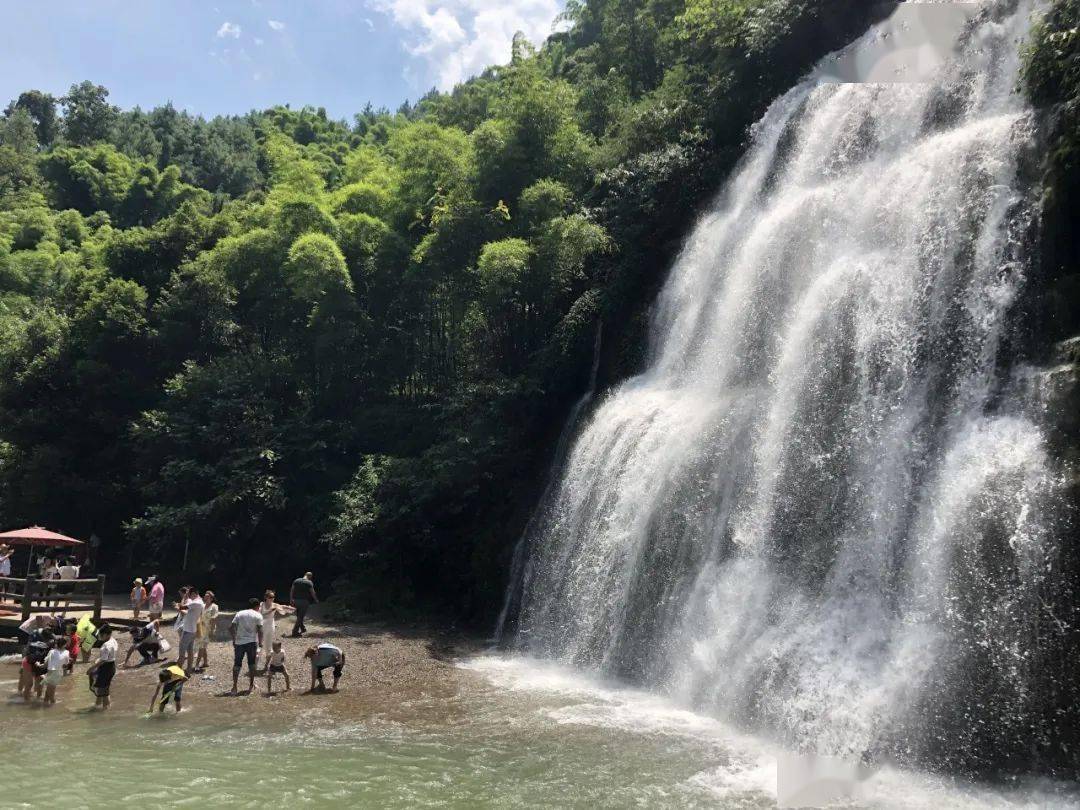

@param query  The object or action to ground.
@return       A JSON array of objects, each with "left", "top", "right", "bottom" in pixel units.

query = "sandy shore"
[{"left": 5, "top": 613, "right": 482, "bottom": 722}]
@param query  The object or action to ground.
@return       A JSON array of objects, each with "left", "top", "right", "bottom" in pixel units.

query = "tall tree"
[
  {"left": 5, "top": 89, "right": 60, "bottom": 147},
  {"left": 62, "top": 81, "right": 118, "bottom": 146}
]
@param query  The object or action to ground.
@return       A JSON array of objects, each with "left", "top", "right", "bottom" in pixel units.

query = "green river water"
[{"left": 2, "top": 656, "right": 1076, "bottom": 809}]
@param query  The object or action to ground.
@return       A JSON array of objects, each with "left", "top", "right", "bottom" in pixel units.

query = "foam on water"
[{"left": 465, "top": 655, "right": 1080, "bottom": 808}]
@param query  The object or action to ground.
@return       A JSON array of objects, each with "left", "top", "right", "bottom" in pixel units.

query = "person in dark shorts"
[
  {"left": 304, "top": 642, "right": 345, "bottom": 693},
  {"left": 149, "top": 664, "right": 188, "bottom": 713},
  {"left": 230, "top": 597, "right": 264, "bottom": 695},
  {"left": 125, "top": 619, "right": 163, "bottom": 666},
  {"left": 87, "top": 624, "right": 118, "bottom": 710},
  {"left": 289, "top": 572, "right": 318, "bottom": 637},
  {"left": 265, "top": 640, "right": 290, "bottom": 694}
]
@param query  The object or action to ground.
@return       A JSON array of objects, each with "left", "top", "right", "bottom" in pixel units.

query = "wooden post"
[
  {"left": 22, "top": 575, "right": 35, "bottom": 622},
  {"left": 93, "top": 574, "right": 105, "bottom": 622}
]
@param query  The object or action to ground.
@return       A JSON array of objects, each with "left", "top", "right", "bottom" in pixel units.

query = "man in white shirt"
[
  {"left": 57, "top": 558, "right": 79, "bottom": 608},
  {"left": 229, "top": 598, "right": 264, "bottom": 695},
  {"left": 174, "top": 586, "right": 204, "bottom": 673},
  {"left": 42, "top": 636, "right": 70, "bottom": 706}
]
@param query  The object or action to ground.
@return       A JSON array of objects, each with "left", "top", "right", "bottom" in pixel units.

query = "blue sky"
[{"left": 0, "top": 0, "right": 564, "bottom": 122}]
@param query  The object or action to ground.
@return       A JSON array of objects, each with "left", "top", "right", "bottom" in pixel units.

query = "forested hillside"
[{"left": 0, "top": 0, "right": 891, "bottom": 619}]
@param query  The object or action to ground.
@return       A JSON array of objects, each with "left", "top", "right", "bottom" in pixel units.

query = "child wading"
[
  {"left": 42, "top": 636, "right": 69, "bottom": 706},
  {"left": 20, "top": 629, "right": 52, "bottom": 701},
  {"left": 150, "top": 664, "right": 188, "bottom": 714},
  {"left": 265, "top": 640, "right": 290, "bottom": 694},
  {"left": 62, "top": 621, "right": 79, "bottom": 674},
  {"left": 86, "top": 624, "right": 118, "bottom": 710}
]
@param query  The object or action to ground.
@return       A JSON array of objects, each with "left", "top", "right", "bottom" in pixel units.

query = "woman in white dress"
[{"left": 259, "top": 590, "right": 293, "bottom": 670}]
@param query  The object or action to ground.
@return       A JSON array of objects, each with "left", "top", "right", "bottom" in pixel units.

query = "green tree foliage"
[
  {"left": 0, "top": 0, "right": 889, "bottom": 619},
  {"left": 5, "top": 90, "right": 60, "bottom": 148},
  {"left": 61, "top": 81, "right": 119, "bottom": 146}
]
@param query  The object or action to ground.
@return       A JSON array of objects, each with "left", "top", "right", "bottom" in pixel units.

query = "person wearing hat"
[{"left": 130, "top": 577, "right": 147, "bottom": 619}]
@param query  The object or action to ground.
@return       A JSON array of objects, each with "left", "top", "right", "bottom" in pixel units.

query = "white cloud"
[
  {"left": 370, "top": 0, "right": 561, "bottom": 90},
  {"left": 364, "top": 17, "right": 376, "bottom": 31},
  {"left": 268, "top": 19, "right": 286, "bottom": 31},
  {"left": 254, "top": 37, "right": 265, "bottom": 46},
  {"left": 217, "top": 21, "right": 242, "bottom": 38}
]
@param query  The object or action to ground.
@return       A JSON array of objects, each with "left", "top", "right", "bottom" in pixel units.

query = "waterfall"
[
  {"left": 511, "top": 0, "right": 1071, "bottom": 770},
  {"left": 494, "top": 319, "right": 604, "bottom": 642}
]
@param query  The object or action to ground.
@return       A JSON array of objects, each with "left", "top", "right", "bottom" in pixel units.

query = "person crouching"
[
  {"left": 124, "top": 619, "right": 163, "bottom": 667},
  {"left": 149, "top": 663, "right": 188, "bottom": 714},
  {"left": 304, "top": 642, "right": 345, "bottom": 693}
]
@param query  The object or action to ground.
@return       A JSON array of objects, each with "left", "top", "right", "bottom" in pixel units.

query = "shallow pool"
[{"left": 2, "top": 656, "right": 1076, "bottom": 809}]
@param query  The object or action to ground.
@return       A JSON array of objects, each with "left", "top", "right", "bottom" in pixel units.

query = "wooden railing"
[{"left": 0, "top": 575, "right": 105, "bottom": 622}]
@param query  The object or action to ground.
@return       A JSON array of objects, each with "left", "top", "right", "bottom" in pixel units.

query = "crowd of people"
[
  {"left": 0, "top": 546, "right": 83, "bottom": 607},
  {"left": 10, "top": 570, "right": 347, "bottom": 713}
]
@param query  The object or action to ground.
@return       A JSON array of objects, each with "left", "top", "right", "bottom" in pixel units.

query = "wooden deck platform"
[
  {"left": 0, "top": 591, "right": 156, "bottom": 635},
  {"left": 0, "top": 599, "right": 145, "bottom": 630}
]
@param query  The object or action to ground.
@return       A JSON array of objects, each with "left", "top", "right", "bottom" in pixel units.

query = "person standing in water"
[
  {"left": 41, "top": 636, "right": 69, "bottom": 706},
  {"left": 62, "top": 621, "right": 79, "bottom": 674},
  {"left": 230, "top": 598, "right": 264, "bottom": 695},
  {"left": 289, "top": 572, "right": 318, "bottom": 637},
  {"left": 20, "top": 629, "right": 51, "bottom": 701},
  {"left": 149, "top": 664, "right": 188, "bottom": 714},
  {"left": 86, "top": 624, "right": 118, "bottom": 710}
]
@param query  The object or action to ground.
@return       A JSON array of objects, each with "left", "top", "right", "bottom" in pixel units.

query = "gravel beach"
[{"left": 5, "top": 611, "right": 480, "bottom": 722}]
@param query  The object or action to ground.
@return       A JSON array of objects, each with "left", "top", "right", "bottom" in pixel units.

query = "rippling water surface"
[{"left": 3, "top": 658, "right": 1076, "bottom": 809}]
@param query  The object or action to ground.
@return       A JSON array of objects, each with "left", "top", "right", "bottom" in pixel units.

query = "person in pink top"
[{"left": 147, "top": 576, "right": 165, "bottom": 620}]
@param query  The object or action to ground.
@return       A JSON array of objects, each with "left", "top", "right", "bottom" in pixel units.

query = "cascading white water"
[{"left": 512, "top": 0, "right": 1068, "bottom": 768}]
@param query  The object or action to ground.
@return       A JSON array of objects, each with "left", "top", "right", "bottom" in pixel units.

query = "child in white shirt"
[
  {"left": 42, "top": 636, "right": 70, "bottom": 706},
  {"left": 265, "top": 640, "right": 290, "bottom": 694}
]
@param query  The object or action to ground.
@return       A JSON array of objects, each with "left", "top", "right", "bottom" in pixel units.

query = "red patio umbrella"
[{"left": 0, "top": 526, "right": 84, "bottom": 576}]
